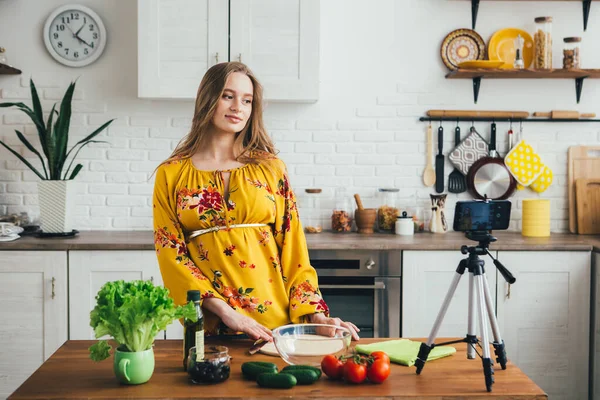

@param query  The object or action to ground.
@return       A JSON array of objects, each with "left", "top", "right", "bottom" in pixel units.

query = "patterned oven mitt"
[
  {"left": 503, "top": 140, "right": 545, "bottom": 187},
  {"left": 448, "top": 127, "right": 489, "bottom": 176}
]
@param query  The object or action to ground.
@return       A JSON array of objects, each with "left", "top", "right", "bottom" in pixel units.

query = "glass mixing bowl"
[{"left": 272, "top": 323, "right": 352, "bottom": 366}]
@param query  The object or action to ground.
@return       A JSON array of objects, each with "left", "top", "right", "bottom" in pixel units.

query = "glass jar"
[
  {"left": 563, "top": 37, "right": 581, "bottom": 69},
  {"left": 534, "top": 17, "right": 553, "bottom": 69},
  {"left": 303, "top": 188, "right": 323, "bottom": 233},
  {"left": 331, "top": 187, "right": 352, "bottom": 233},
  {"left": 187, "top": 346, "right": 231, "bottom": 384},
  {"left": 377, "top": 188, "right": 400, "bottom": 232},
  {"left": 0, "top": 48, "right": 7, "bottom": 65}
]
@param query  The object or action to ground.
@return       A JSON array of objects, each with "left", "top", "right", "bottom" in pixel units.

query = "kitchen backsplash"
[{"left": 1, "top": 0, "right": 600, "bottom": 232}]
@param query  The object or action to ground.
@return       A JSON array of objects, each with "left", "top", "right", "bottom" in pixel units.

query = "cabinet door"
[
  {"left": 230, "top": 0, "right": 320, "bottom": 102},
  {"left": 403, "top": 251, "right": 497, "bottom": 339},
  {"left": 594, "top": 251, "right": 600, "bottom": 400},
  {"left": 0, "top": 251, "right": 67, "bottom": 399},
  {"left": 138, "top": 0, "right": 228, "bottom": 99},
  {"left": 496, "top": 251, "right": 590, "bottom": 400}
]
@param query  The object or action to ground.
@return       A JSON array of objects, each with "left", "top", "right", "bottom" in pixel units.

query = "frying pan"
[{"left": 467, "top": 122, "right": 516, "bottom": 200}]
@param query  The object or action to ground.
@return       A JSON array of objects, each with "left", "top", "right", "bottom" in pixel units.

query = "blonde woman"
[{"left": 153, "top": 62, "right": 359, "bottom": 342}]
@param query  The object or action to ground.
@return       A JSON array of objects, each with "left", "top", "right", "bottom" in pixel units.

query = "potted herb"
[
  {"left": 0, "top": 79, "right": 114, "bottom": 233},
  {"left": 89, "top": 280, "right": 197, "bottom": 385}
]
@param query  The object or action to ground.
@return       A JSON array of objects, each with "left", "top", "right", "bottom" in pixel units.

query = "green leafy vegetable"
[{"left": 88, "top": 280, "right": 197, "bottom": 361}]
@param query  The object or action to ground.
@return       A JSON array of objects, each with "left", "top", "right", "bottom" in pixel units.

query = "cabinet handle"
[
  {"left": 237, "top": 53, "right": 242, "bottom": 62},
  {"left": 51, "top": 277, "right": 56, "bottom": 299},
  {"left": 215, "top": 52, "right": 219, "bottom": 63},
  {"left": 506, "top": 283, "right": 511, "bottom": 300}
]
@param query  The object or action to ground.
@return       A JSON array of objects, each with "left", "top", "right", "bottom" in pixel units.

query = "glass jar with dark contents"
[{"left": 187, "top": 346, "right": 231, "bottom": 384}]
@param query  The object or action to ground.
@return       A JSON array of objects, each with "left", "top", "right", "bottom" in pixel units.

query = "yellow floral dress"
[{"left": 153, "top": 153, "right": 329, "bottom": 335}]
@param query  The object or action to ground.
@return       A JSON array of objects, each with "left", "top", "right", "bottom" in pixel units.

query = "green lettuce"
[{"left": 89, "top": 280, "right": 197, "bottom": 361}]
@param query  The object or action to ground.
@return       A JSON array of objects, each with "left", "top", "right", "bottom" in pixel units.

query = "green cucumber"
[
  {"left": 280, "top": 365, "right": 322, "bottom": 379},
  {"left": 280, "top": 369, "right": 319, "bottom": 385},
  {"left": 241, "top": 362, "right": 278, "bottom": 380},
  {"left": 257, "top": 372, "right": 297, "bottom": 389}
]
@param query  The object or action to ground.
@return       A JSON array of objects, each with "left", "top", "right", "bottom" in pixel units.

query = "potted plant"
[
  {"left": 89, "top": 280, "right": 197, "bottom": 385},
  {"left": 0, "top": 79, "right": 114, "bottom": 233}
]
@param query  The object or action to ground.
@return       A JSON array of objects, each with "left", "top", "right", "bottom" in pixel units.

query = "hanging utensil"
[
  {"left": 422, "top": 123, "right": 436, "bottom": 187},
  {"left": 435, "top": 123, "right": 445, "bottom": 193},
  {"left": 448, "top": 123, "right": 467, "bottom": 193}
]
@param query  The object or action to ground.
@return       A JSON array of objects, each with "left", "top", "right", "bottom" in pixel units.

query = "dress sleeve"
[
  {"left": 271, "top": 160, "right": 330, "bottom": 323},
  {"left": 153, "top": 164, "right": 225, "bottom": 308}
]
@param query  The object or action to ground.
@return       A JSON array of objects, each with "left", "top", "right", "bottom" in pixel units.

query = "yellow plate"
[
  {"left": 457, "top": 60, "right": 505, "bottom": 69},
  {"left": 488, "top": 28, "right": 534, "bottom": 69}
]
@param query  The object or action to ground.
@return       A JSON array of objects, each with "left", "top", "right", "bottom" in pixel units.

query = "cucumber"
[
  {"left": 241, "top": 362, "right": 278, "bottom": 380},
  {"left": 280, "top": 369, "right": 319, "bottom": 385},
  {"left": 257, "top": 372, "right": 297, "bottom": 389},
  {"left": 280, "top": 365, "right": 322, "bottom": 379}
]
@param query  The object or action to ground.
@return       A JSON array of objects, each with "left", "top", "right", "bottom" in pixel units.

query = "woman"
[{"left": 153, "top": 62, "right": 359, "bottom": 342}]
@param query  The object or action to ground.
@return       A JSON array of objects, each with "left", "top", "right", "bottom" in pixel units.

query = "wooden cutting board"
[
  {"left": 576, "top": 179, "right": 600, "bottom": 234},
  {"left": 568, "top": 146, "right": 600, "bottom": 233}
]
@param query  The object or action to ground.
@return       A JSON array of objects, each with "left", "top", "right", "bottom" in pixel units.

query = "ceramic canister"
[
  {"left": 522, "top": 199, "right": 550, "bottom": 237},
  {"left": 395, "top": 212, "right": 414, "bottom": 236}
]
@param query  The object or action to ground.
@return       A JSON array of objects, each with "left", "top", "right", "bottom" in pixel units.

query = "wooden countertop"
[
  {"left": 9, "top": 339, "right": 547, "bottom": 399},
  {"left": 0, "top": 230, "right": 597, "bottom": 251}
]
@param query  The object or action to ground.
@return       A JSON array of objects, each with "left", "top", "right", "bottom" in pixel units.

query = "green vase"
[{"left": 113, "top": 346, "right": 155, "bottom": 385}]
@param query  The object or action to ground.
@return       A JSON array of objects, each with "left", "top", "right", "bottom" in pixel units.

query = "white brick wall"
[{"left": 1, "top": 0, "right": 600, "bottom": 231}]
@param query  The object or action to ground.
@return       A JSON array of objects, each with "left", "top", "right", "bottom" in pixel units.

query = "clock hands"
[
  {"left": 75, "top": 23, "right": 85, "bottom": 36},
  {"left": 65, "top": 22, "right": 93, "bottom": 48}
]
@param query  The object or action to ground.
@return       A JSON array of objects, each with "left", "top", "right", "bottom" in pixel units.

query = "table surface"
[{"left": 9, "top": 338, "right": 547, "bottom": 399}]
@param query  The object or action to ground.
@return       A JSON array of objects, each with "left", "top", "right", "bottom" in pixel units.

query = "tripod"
[{"left": 414, "top": 231, "right": 516, "bottom": 392}]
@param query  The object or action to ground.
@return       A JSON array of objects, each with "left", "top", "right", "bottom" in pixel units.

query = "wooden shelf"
[
  {"left": 0, "top": 63, "right": 22, "bottom": 75},
  {"left": 446, "top": 68, "right": 600, "bottom": 103},
  {"left": 420, "top": 116, "right": 600, "bottom": 123}
]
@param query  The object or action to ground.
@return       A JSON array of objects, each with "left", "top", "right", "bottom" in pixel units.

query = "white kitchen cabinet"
[
  {"left": 138, "top": 0, "right": 319, "bottom": 101},
  {"left": 402, "top": 250, "right": 497, "bottom": 339},
  {"left": 0, "top": 251, "right": 67, "bottom": 399},
  {"left": 496, "top": 251, "right": 590, "bottom": 400}
]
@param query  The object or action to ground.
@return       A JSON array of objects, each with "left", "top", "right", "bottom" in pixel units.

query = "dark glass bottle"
[{"left": 183, "top": 290, "right": 204, "bottom": 371}]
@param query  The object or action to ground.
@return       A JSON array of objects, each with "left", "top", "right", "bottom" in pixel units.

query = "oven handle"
[{"left": 319, "top": 282, "right": 386, "bottom": 290}]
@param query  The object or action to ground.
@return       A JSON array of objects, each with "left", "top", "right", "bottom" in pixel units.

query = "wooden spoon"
[{"left": 423, "top": 124, "right": 436, "bottom": 187}]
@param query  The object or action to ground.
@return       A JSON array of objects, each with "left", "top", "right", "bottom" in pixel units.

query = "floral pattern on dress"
[
  {"left": 210, "top": 270, "right": 268, "bottom": 313},
  {"left": 154, "top": 226, "right": 207, "bottom": 281},
  {"left": 290, "top": 280, "right": 329, "bottom": 315}
]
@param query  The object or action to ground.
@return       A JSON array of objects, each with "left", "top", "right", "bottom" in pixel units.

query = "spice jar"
[
  {"left": 187, "top": 346, "right": 231, "bottom": 384},
  {"left": 303, "top": 188, "right": 323, "bottom": 233},
  {"left": 534, "top": 17, "right": 553, "bottom": 69},
  {"left": 563, "top": 37, "right": 581, "bottom": 69},
  {"left": 331, "top": 187, "right": 352, "bottom": 233},
  {"left": 377, "top": 188, "right": 400, "bottom": 232}
]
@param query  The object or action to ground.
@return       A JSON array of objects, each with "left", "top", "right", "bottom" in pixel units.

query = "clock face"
[{"left": 44, "top": 5, "right": 107, "bottom": 67}]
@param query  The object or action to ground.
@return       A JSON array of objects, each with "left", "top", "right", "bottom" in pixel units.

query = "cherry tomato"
[
  {"left": 367, "top": 359, "right": 391, "bottom": 383},
  {"left": 343, "top": 359, "right": 367, "bottom": 384},
  {"left": 321, "top": 354, "right": 344, "bottom": 380},
  {"left": 370, "top": 351, "right": 391, "bottom": 365}
]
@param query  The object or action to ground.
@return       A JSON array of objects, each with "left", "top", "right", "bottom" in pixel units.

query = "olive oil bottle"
[{"left": 183, "top": 290, "right": 204, "bottom": 371}]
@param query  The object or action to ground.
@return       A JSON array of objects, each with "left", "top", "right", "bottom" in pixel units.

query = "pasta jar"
[
  {"left": 534, "top": 16, "right": 553, "bottom": 69},
  {"left": 303, "top": 189, "right": 323, "bottom": 234},
  {"left": 563, "top": 37, "right": 581, "bottom": 69},
  {"left": 377, "top": 188, "right": 400, "bottom": 232},
  {"left": 331, "top": 187, "right": 353, "bottom": 233}
]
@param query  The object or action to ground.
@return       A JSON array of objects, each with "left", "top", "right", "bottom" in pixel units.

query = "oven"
[{"left": 309, "top": 250, "right": 401, "bottom": 338}]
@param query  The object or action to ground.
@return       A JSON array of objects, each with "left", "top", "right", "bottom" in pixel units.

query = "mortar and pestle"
[{"left": 353, "top": 194, "right": 377, "bottom": 234}]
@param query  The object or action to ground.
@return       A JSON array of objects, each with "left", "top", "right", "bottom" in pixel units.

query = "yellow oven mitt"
[
  {"left": 529, "top": 164, "right": 553, "bottom": 193},
  {"left": 504, "top": 140, "right": 545, "bottom": 186},
  {"left": 355, "top": 339, "right": 456, "bottom": 367}
]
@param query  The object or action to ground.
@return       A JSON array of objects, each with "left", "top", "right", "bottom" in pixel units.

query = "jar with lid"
[
  {"left": 534, "top": 17, "right": 553, "bottom": 69},
  {"left": 331, "top": 187, "right": 353, "bottom": 233},
  {"left": 303, "top": 188, "right": 323, "bottom": 233},
  {"left": 563, "top": 37, "right": 581, "bottom": 69},
  {"left": 187, "top": 345, "right": 231, "bottom": 384},
  {"left": 395, "top": 211, "right": 414, "bottom": 236},
  {"left": 377, "top": 188, "right": 400, "bottom": 232}
]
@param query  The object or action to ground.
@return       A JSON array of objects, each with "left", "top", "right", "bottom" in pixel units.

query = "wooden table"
[{"left": 9, "top": 339, "right": 547, "bottom": 399}]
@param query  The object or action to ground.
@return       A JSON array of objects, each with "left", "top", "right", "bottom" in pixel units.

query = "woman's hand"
[
  {"left": 203, "top": 297, "right": 272, "bottom": 342},
  {"left": 308, "top": 313, "right": 360, "bottom": 341}
]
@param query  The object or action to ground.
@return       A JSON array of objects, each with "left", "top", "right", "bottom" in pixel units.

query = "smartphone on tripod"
[{"left": 453, "top": 200, "right": 511, "bottom": 233}]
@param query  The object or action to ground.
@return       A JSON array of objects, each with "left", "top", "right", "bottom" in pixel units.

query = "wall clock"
[{"left": 43, "top": 4, "right": 107, "bottom": 67}]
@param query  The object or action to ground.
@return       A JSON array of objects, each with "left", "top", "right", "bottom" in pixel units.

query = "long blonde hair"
[{"left": 161, "top": 62, "right": 277, "bottom": 166}]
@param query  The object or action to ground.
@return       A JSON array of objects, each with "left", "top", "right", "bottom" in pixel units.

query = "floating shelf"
[
  {"left": 446, "top": 68, "right": 600, "bottom": 103},
  {"left": 468, "top": 0, "right": 595, "bottom": 31},
  {"left": 419, "top": 116, "right": 600, "bottom": 122},
  {"left": 0, "top": 63, "right": 21, "bottom": 75}
]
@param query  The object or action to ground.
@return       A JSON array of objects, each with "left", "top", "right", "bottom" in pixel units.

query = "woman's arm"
[{"left": 203, "top": 298, "right": 272, "bottom": 341}]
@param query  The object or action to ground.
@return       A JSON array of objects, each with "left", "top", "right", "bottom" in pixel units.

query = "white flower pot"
[{"left": 37, "top": 180, "right": 76, "bottom": 233}]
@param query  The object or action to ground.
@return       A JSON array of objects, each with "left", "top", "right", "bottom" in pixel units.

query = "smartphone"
[{"left": 453, "top": 200, "right": 511, "bottom": 232}]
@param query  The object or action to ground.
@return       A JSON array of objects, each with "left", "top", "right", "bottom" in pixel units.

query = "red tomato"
[
  {"left": 370, "top": 351, "right": 391, "bottom": 365},
  {"left": 367, "top": 359, "right": 391, "bottom": 384},
  {"left": 343, "top": 359, "right": 367, "bottom": 384},
  {"left": 321, "top": 354, "right": 344, "bottom": 380}
]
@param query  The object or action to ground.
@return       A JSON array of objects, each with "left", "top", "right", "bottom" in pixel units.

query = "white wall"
[{"left": 1, "top": 0, "right": 599, "bottom": 231}]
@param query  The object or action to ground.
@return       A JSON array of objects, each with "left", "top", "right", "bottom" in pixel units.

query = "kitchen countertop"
[
  {"left": 8, "top": 339, "right": 547, "bottom": 399},
  {"left": 0, "top": 230, "right": 598, "bottom": 251}
]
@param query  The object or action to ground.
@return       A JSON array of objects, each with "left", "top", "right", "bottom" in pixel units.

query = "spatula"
[
  {"left": 422, "top": 125, "right": 436, "bottom": 187},
  {"left": 448, "top": 126, "right": 466, "bottom": 193},
  {"left": 435, "top": 126, "right": 444, "bottom": 193}
]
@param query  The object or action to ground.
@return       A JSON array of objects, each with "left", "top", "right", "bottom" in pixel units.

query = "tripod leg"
[
  {"left": 467, "top": 273, "right": 477, "bottom": 359},
  {"left": 482, "top": 273, "right": 507, "bottom": 369},
  {"left": 475, "top": 274, "right": 494, "bottom": 392}
]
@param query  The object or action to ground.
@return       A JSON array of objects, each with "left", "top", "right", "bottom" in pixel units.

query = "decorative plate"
[
  {"left": 488, "top": 28, "right": 534, "bottom": 69},
  {"left": 440, "top": 28, "right": 486, "bottom": 71},
  {"left": 457, "top": 60, "right": 505, "bottom": 69}
]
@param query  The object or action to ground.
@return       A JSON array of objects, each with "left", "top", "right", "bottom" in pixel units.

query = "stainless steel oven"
[{"left": 309, "top": 250, "right": 401, "bottom": 338}]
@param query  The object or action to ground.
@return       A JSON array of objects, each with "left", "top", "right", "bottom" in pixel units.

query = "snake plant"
[{"left": 0, "top": 79, "right": 114, "bottom": 180}]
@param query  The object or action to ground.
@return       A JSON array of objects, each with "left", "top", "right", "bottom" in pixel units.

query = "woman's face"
[{"left": 211, "top": 72, "right": 254, "bottom": 134}]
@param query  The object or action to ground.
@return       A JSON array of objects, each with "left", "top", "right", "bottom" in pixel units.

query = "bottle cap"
[
  {"left": 534, "top": 16, "right": 553, "bottom": 23},
  {"left": 305, "top": 188, "right": 322, "bottom": 194},
  {"left": 378, "top": 188, "right": 400, "bottom": 193},
  {"left": 563, "top": 37, "right": 582, "bottom": 43},
  {"left": 187, "top": 290, "right": 201, "bottom": 302}
]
